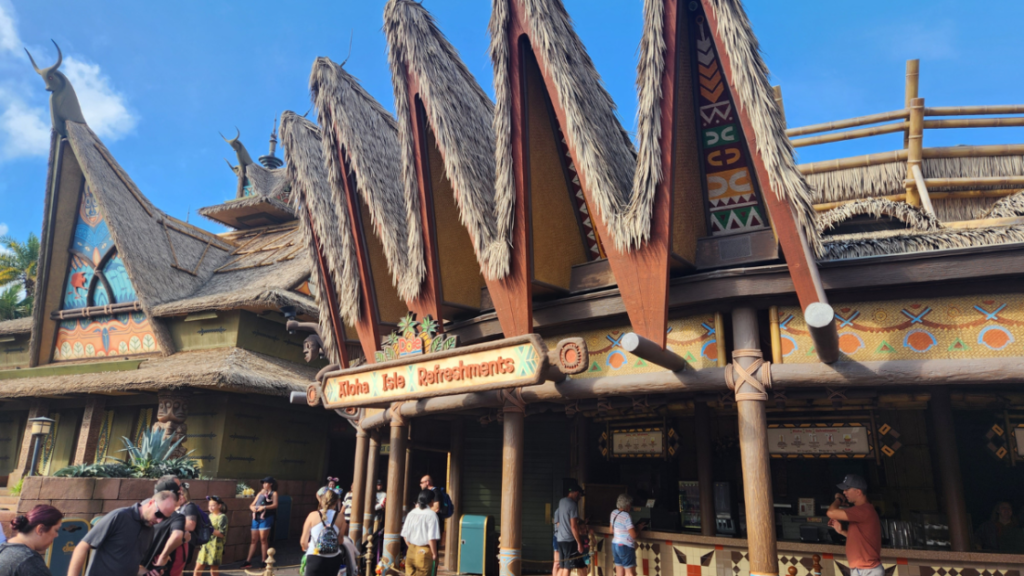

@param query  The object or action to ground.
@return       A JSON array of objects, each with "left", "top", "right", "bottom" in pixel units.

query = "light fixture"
[{"left": 27, "top": 417, "right": 55, "bottom": 476}]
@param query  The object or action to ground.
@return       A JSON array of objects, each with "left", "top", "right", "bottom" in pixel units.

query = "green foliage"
[
  {"left": 0, "top": 285, "right": 29, "bottom": 321},
  {"left": 0, "top": 233, "right": 40, "bottom": 302},
  {"left": 55, "top": 430, "right": 199, "bottom": 479},
  {"left": 53, "top": 463, "right": 130, "bottom": 478},
  {"left": 8, "top": 478, "right": 22, "bottom": 496},
  {"left": 236, "top": 482, "right": 252, "bottom": 496}
]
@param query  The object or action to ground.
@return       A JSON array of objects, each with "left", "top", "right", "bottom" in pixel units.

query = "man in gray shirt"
[
  {"left": 553, "top": 484, "right": 584, "bottom": 576},
  {"left": 67, "top": 490, "right": 178, "bottom": 576}
]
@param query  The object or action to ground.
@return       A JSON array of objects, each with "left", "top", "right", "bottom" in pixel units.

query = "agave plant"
[{"left": 107, "top": 429, "right": 199, "bottom": 478}]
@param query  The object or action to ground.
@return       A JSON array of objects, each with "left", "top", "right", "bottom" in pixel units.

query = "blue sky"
[{"left": 2, "top": 0, "right": 1024, "bottom": 242}]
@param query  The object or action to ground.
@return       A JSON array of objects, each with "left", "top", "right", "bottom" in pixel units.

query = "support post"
[
  {"left": 363, "top": 432, "right": 380, "bottom": 543},
  {"left": 573, "top": 414, "right": 588, "bottom": 519},
  {"left": 445, "top": 418, "right": 464, "bottom": 572},
  {"left": 621, "top": 333, "right": 689, "bottom": 371},
  {"left": 73, "top": 396, "right": 106, "bottom": 465},
  {"left": 383, "top": 405, "right": 408, "bottom": 575},
  {"left": 805, "top": 302, "right": 839, "bottom": 364},
  {"left": 403, "top": 424, "right": 413, "bottom": 515},
  {"left": 904, "top": 59, "right": 920, "bottom": 149},
  {"left": 12, "top": 400, "right": 49, "bottom": 485},
  {"left": 694, "top": 401, "right": 717, "bottom": 536},
  {"left": 499, "top": 394, "right": 525, "bottom": 576},
  {"left": 714, "top": 313, "right": 727, "bottom": 368},
  {"left": 731, "top": 308, "right": 777, "bottom": 576},
  {"left": 349, "top": 429, "right": 369, "bottom": 542},
  {"left": 906, "top": 97, "right": 925, "bottom": 207},
  {"left": 929, "top": 389, "right": 970, "bottom": 551}
]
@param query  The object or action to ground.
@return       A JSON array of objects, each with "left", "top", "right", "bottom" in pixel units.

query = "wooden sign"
[
  {"left": 610, "top": 427, "right": 665, "bottom": 458},
  {"left": 768, "top": 423, "right": 871, "bottom": 458},
  {"left": 322, "top": 334, "right": 547, "bottom": 409}
]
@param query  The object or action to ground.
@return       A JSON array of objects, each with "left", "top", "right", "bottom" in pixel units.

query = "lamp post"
[{"left": 27, "top": 417, "right": 55, "bottom": 477}]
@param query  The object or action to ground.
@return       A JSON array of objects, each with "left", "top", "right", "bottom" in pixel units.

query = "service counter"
[{"left": 592, "top": 527, "right": 1024, "bottom": 576}]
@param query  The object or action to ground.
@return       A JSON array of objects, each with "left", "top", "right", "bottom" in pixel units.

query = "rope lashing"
[
  {"left": 388, "top": 402, "right": 407, "bottom": 427},
  {"left": 499, "top": 387, "right": 526, "bottom": 413},
  {"left": 725, "top": 348, "right": 773, "bottom": 402}
]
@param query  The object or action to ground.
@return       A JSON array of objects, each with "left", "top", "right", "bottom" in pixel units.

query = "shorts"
[
  {"left": 252, "top": 516, "right": 275, "bottom": 531},
  {"left": 553, "top": 533, "right": 558, "bottom": 552},
  {"left": 613, "top": 544, "right": 636, "bottom": 568},
  {"left": 557, "top": 541, "right": 585, "bottom": 569}
]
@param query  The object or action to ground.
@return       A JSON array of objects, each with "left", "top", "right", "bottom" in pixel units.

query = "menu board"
[
  {"left": 611, "top": 428, "right": 664, "bottom": 457},
  {"left": 768, "top": 424, "right": 870, "bottom": 456}
]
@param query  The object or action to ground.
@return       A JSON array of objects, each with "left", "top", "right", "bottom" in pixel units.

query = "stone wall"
[{"left": 14, "top": 476, "right": 320, "bottom": 564}]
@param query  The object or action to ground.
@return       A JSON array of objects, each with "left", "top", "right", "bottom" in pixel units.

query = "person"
[
  {"left": 193, "top": 496, "right": 228, "bottom": 576},
  {"left": 419, "top": 475, "right": 453, "bottom": 520},
  {"left": 145, "top": 486, "right": 191, "bottom": 576},
  {"left": 401, "top": 490, "right": 440, "bottom": 576},
  {"left": 242, "top": 477, "right": 278, "bottom": 568},
  {"left": 827, "top": 474, "right": 882, "bottom": 576},
  {"left": 342, "top": 484, "right": 353, "bottom": 525},
  {"left": 68, "top": 490, "right": 179, "bottom": 576},
  {"left": 974, "top": 501, "right": 1024, "bottom": 553},
  {"left": 0, "top": 505, "right": 63, "bottom": 576},
  {"left": 317, "top": 477, "right": 342, "bottom": 500},
  {"left": 610, "top": 494, "right": 643, "bottom": 576},
  {"left": 165, "top": 484, "right": 202, "bottom": 576},
  {"left": 374, "top": 479, "right": 386, "bottom": 512},
  {"left": 300, "top": 490, "right": 346, "bottom": 576},
  {"left": 554, "top": 484, "right": 585, "bottom": 576}
]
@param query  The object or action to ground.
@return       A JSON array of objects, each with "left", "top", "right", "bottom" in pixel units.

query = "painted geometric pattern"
[
  {"left": 54, "top": 312, "right": 159, "bottom": 361},
  {"left": 554, "top": 123, "right": 604, "bottom": 260},
  {"left": 546, "top": 316, "right": 720, "bottom": 378},
  {"left": 688, "top": 2, "right": 767, "bottom": 237},
  {"left": 62, "top": 185, "right": 138, "bottom": 309},
  {"left": 778, "top": 294, "right": 1024, "bottom": 364}
]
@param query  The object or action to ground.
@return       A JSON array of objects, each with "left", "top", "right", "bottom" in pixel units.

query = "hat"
[
  {"left": 837, "top": 474, "right": 868, "bottom": 492},
  {"left": 568, "top": 484, "right": 585, "bottom": 496},
  {"left": 261, "top": 476, "right": 276, "bottom": 484},
  {"left": 206, "top": 495, "right": 224, "bottom": 504},
  {"left": 154, "top": 479, "right": 180, "bottom": 494}
]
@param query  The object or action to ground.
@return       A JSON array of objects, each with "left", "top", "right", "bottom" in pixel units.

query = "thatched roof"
[
  {"left": 491, "top": 0, "right": 637, "bottom": 252},
  {"left": 279, "top": 110, "right": 359, "bottom": 365},
  {"left": 983, "top": 190, "right": 1024, "bottom": 219},
  {"left": 309, "top": 57, "right": 419, "bottom": 301},
  {"left": 246, "top": 163, "right": 291, "bottom": 202},
  {"left": 384, "top": 0, "right": 505, "bottom": 284},
  {"left": 635, "top": 0, "right": 819, "bottom": 253},
  {"left": 816, "top": 198, "right": 941, "bottom": 235},
  {"left": 0, "top": 347, "right": 314, "bottom": 398},
  {"left": 0, "top": 318, "right": 32, "bottom": 337},
  {"left": 822, "top": 226, "right": 1024, "bottom": 260},
  {"left": 151, "top": 223, "right": 316, "bottom": 318}
]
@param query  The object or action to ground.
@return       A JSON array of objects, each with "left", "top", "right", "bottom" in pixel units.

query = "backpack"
[
  {"left": 314, "top": 510, "right": 340, "bottom": 555},
  {"left": 434, "top": 487, "right": 455, "bottom": 520},
  {"left": 193, "top": 507, "right": 214, "bottom": 548}
]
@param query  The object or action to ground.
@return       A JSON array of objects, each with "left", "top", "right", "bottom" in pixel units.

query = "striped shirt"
[{"left": 610, "top": 510, "right": 634, "bottom": 547}]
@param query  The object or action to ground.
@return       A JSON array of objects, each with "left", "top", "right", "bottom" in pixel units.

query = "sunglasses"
[{"left": 154, "top": 510, "right": 168, "bottom": 521}]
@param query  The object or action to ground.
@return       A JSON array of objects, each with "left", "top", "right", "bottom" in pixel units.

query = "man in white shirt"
[{"left": 401, "top": 490, "right": 441, "bottom": 576}]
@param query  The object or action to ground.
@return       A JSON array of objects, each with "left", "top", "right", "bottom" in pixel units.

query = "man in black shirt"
[{"left": 67, "top": 491, "right": 178, "bottom": 576}]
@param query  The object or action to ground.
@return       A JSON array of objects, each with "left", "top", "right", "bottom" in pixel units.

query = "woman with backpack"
[
  {"left": 193, "top": 496, "right": 228, "bottom": 576},
  {"left": 300, "top": 490, "right": 347, "bottom": 576},
  {"left": 0, "top": 504, "right": 63, "bottom": 576}
]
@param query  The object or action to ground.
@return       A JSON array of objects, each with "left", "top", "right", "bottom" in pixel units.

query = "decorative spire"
[
  {"left": 25, "top": 40, "right": 86, "bottom": 137},
  {"left": 259, "top": 117, "right": 283, "bottom": 169}
]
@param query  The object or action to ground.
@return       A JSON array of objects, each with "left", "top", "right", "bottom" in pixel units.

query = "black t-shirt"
[
  {"left": 180, "top": 502, "right": 202, "bottom": 532},
  {"left": 144, "top": 511, "right": 186, "bottom": 569},
  {"left": 82, "top": 504, "right": 154, "bottom": 576},
  {"left": 0, "top": 543, "right": 50, "bottom": 576}
]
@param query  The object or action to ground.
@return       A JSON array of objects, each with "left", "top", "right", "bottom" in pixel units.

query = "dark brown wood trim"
[{"left": 304, "top": 207, "right": 350, "bottom": 368}]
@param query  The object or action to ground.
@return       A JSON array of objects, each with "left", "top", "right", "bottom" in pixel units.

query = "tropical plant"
[
  {"left": 237, "top": 482, "right": 254, "bottom": 496},
  {"left": 0, "top": 285, "right": 28, "bottom": 321},
  {"left": 8, "top": 478, "right": 22, "bottom": 496},
  {"left": 53, "top": 431, "right": 200, "bottom": 479},
  {"left": 53, "top": 462, "right": 130, "bottom": 478},
  {"left": 0, "top": 233, "right": 40, "bottom": 300}
]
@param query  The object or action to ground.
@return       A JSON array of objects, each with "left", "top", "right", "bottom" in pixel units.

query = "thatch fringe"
[
  {"left": 816, "top": 198, "right": 941, "bottom": 235},
  {"left": 385, "top": 0, "right": 507, "bottom": 281},
  {"left": 0, "top": 347, "right": 315, "bottom": 398},
  {"left": 197, "top": 195, "right": 293, "bottom": 220},
  {"left": 0, "top": 318, "right": 32, "bottom": 337},
  {"left": 309, "top": 58, "right": 421, "bottom": 301},
  {"left": 630, "top": 0, "right": 668, "bottom": 249},
  {"left": 702, "top": 0, "right": 820, "bottom": 255},
  {"left": 491, "top": 0, "right": 637, "bottom": 252},
  {"left": 280, "top": 111, "right": 359, "bottom": 365},
  {"left": 983, "top": 190, "right": 1024, "bottom": 218},
  {"left": 245, "top": 163, "right": 291, "bottom": 203},
  {"left": 933, "top": 197, "right": 999, "bottom": 222},
  {"left": 822, "top": 226, "right": 1024, "bottom": 260}
]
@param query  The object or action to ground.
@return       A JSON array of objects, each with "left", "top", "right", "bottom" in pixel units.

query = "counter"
[{"left": 592, "top": 527, "right": 1023, "bottom": 576}]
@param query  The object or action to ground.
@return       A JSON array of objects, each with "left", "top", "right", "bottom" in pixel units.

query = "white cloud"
[
  {"left": 0, "top": 223, "right": 8, "bottom": 236},
  {"left": 0, "top": 1, "right": 137, "bottom": 160}
]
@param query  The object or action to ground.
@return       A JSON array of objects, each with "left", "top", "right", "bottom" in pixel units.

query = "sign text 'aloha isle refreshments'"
[{"left": 322, "top": 334, "right": 547, "bottom": 409}]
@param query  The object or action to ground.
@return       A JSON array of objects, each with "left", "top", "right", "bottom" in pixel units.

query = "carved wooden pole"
[
  {"left": 445, "top": 418, "right": 464, "bottom": 571},
  {"left": 383, "top": 405, "right": 408, "bottom": 575},
  {"left": 694, "top": 401, "right": 717, "bottom": 536},
  {"left": 731, "top": 308, "right": 777, "bottom": 576},
  {"left": 349, "top": 428, "right": 369, "bottom": 542},
  {"left": 929, "top": 388, "right": 969, "bottom": 551},
  {"left": 499, "top": 391, "right": 526, "bottom": 576},
  {"left": 73, "top": 396, "right": 106, "bottom": 465}
]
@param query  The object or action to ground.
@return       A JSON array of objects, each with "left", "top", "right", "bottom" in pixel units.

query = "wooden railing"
[{"left": 778, "top": 60, "right": 1024, "bottom": 217}]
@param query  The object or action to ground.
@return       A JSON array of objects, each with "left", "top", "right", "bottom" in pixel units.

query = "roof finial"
[
  {"left": 259, "top": 117, "right": 283, "bottom": 169},
  {"left": 26, "top": 40, "right": 86, "bottom": 137}
]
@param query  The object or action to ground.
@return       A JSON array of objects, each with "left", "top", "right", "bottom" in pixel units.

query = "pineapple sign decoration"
[{"left": 376, "top": 313, "right": 458, "bottom": 363}]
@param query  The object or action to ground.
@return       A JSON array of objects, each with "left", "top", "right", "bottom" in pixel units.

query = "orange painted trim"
[{"left": 699, "top": 0, "right": 827, "bottom": 310}]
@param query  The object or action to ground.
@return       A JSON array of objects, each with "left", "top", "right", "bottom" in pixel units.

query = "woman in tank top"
[{"left": 300, "top": 490, "right": 347, "bottom": 576}]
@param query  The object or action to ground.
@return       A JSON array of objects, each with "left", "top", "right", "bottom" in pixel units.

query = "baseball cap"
[
  {"left": 568, "top": 484, "right": 586, "bottom": 496},
  {"left": 154, "top": 479, "right": 180, "bottom": 494},
  {"left": 837, "top": 474, "right": 868, "bottom": 491}
]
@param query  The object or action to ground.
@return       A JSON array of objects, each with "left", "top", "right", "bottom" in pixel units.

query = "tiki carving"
[{"left": 152, "top": 392, "right": 189, "bottom": 458}]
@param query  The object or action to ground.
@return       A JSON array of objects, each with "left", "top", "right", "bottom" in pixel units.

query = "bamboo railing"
[{"left": 783, "top": 59, "right": 1024, "bottom": 219}]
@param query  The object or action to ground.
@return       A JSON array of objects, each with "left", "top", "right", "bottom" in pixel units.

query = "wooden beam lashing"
[
  {"left": 804, "top": 302, "right": 839, "bottom": 364},
  {"left": 621, "top": 332, "right": 688, "bottom": 372}
]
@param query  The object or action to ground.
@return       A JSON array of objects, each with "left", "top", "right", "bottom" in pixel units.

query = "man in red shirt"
[{"left": 827, "top": 474, "right": 882, "bottom": 576}]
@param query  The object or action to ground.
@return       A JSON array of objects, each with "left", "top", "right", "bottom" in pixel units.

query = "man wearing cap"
[
  {"left": 827, "top": 474, "right": 882, "bottom": 576},
  {"left": 553, "top": 484, "right": 585, "bottom": 576}
]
